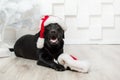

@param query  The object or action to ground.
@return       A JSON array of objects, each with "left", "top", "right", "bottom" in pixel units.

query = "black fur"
[{"left": 10, "top": 23, "right": 65, "bottom": 71}]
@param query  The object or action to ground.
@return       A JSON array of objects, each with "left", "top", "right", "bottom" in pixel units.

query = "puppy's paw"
[{"left": 54, "top": 64, "right": 65, "bottom": 71}]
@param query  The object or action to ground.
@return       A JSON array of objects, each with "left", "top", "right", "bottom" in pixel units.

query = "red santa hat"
[{"left": 37, "top": 15, "right": 67, "bottom": 48}]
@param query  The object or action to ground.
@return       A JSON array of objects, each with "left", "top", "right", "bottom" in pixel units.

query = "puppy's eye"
[
  {"left": 57, "top": 26, "right": 63, "bottom": 31},
  {"left": 45, "top": 25, "right": 51, "bottom": 31},
  {"left": 55, "top": 23, "right": 58, "bottom": 26}
]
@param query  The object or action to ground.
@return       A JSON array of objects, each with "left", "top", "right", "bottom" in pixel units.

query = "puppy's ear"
[
  {"left": 35, "top": 31, "right": 40, "bottom": 38},
  {"left": 62, "top": 31, "right": 65, "bottom": 39}
]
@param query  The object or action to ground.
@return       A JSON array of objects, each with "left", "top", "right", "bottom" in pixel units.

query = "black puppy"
[{"left": 10, "top": 23, "right": 65, "bottom": 71}]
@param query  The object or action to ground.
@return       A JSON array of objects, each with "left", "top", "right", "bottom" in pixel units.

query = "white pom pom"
[{"left": 36, "top": 38, "right": 44, "bottom": 48}]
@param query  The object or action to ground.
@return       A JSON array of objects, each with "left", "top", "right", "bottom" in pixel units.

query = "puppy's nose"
[{"left": 51, "top": 30, "right": 56, "bottom": 34}]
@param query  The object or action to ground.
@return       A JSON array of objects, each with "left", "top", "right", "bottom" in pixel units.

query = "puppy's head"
[{"left": 44, "top": 23, "right": 64, "bottom": 46}]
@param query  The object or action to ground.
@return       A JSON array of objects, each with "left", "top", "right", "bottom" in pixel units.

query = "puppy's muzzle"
[{"left": 49, "top": 30, "right": 59, "bottom": 44}]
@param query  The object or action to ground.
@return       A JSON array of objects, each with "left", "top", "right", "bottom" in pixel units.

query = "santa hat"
[{"left": 37, "top": 15, "right": 67, "bottom": 48}]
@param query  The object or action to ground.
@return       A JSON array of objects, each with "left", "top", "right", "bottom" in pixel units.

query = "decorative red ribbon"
[
  {"left": 40, "top": 15, "right": 49, "bottom": 38},
  {"left": 70, "top": 55, "right": 78, "bottom": 60}
]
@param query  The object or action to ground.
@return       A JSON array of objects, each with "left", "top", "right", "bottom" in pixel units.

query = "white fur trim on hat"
[
  {"left": 37, "top": 38, "right": 44, "bottom": 48},
  {"left": 40, "top": 15, "right": 67, "bottom": 31}
]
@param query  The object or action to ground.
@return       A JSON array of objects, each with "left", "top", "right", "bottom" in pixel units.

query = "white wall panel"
[
  {"left": 114, "top": 0, "right": 120, "bottom": 15},
  {"left": 52, "top": 0, "right": 64, "bottom": 4},
  {"left": 1, "top": 0, "right": 120, "bottom": 44},
  {"left": 89, "top": 16, "right": 102, "bottom": 40},
  {"left": 88, "top": 0, "right": 101, "bottom": 15},
  {"left": 102, "top": 16, "right": 120, "bottom": 43},
  {"left": 77, "top": 0, "right": 89, "bottom": 28},
  {"left": 102, "top": 0, "right": 113, "bottom": 3},
  {"left": 64, "top": 0, "right": 77, "bottom": 15},
  {"left": 102, "top": 4, "right": 114, "bottom": 28},
  {"left": 53, "top": 4, "right": 65, "bottom": 20}
]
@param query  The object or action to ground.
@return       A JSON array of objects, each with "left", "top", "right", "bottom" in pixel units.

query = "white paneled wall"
[
  {"left": 38, "top": 0, "right": 120, "bottom": 44},
  {"left": 1, "top": 0, "right": 120, "bottom": 44}
]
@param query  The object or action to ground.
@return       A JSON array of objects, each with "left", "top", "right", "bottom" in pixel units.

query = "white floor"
[{"left": 0, "top": 45, "right": 120, "bottom": 80}]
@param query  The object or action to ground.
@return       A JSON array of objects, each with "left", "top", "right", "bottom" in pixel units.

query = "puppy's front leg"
[{"left": 37, "top": 53, "right": 65, "bottom": 71}]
